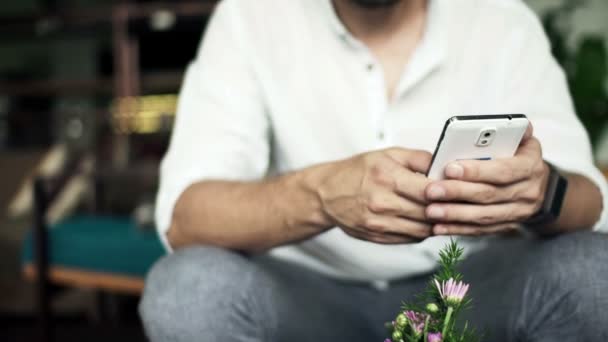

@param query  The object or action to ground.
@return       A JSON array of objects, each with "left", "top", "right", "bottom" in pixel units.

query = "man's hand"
[
  {"left": 424, "top": 127, "right": 551, "bottom": 236},
  {"left": 316, "top": 148, "right": 434, "bottom": 244}
]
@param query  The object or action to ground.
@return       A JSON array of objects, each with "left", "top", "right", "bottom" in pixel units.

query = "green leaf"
[{"left": 388, "top": 239, "right": 480, "bottom": 342}]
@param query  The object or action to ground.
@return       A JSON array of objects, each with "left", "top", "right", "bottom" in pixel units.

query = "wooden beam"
[
  {"left": 0, "top": 71, "right": 183, "bottom": 97},
  {"left": 0, "top": 2, "right": 217, "bottom": 30},
  {"left": 23, "top": 263, "right": 145, "bottom": 295}
]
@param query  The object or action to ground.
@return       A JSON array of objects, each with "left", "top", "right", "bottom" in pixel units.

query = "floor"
[{"left": 1, "top": 309, "right": 146, "bottom": 342}]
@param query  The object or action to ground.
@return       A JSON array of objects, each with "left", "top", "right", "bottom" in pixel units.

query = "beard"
[{"left": 351, "top": 0, "right": 401, "bottom": 8}]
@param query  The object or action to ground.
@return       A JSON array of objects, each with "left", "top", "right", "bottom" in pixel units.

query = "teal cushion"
[{"left": 22, "top": 216, "right": 166, "bottom": 278}]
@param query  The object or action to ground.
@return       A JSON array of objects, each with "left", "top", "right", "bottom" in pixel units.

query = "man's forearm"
[
  {"left": 167, "top": 167, "right": 332, "bottom": 252},
  {"left": 539, "top": 173, "right": 603, "bottom": 235}
]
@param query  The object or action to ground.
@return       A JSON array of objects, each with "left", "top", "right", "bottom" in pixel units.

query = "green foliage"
[
  {"left": 387, "top": 240, "right": 481, "bottom": 342},
  {"left": 436, "top": 239, "right": 464, "bottom": 282},
  {"left": 542, "top": 2, "right": 608, "bottom": 148}
]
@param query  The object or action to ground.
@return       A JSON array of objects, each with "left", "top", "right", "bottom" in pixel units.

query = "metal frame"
[
  {"left": 33, "top": 178, "right": 52, "bottom": 342},
  {"left": 29, "top": 158, "right": 160, "bottom": 341},
  {"left": 31, "top": 155, "right": 85, "bottom": 342}
]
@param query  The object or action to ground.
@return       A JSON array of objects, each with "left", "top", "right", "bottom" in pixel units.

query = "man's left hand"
[{"left": 424, "top": 127, "right": 551, "bottom": 236}]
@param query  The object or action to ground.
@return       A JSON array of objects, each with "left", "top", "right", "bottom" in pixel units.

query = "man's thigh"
[
  {"left": 459, "top": 232, "right": 608, "bottom": 341},
  {"left": 139, "top": 246, "right": 382, "bottom": 342}
]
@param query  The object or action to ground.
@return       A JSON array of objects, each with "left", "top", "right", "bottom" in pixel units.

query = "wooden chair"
[{"left": 21, "top": 167, "right": 165, "bottom": 342}]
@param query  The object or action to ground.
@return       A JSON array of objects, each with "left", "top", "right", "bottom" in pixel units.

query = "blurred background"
[{"left": 0, "top": 0, "right": 606, "bottom": 341}]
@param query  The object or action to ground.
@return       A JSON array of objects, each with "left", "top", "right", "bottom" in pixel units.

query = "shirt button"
[
  {"left": 367, "top": 64, "right": 374, "bottom": 71},
  {"left": 377, "top": 131, "right": 385, "bottom": 140}
]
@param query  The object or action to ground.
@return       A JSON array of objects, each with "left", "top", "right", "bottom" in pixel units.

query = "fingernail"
[
  {"left": 434, "top": 225, "right": 448, "bottom": 235},
  {"left": 427, "top": 206, "right": 445, "bottom": 219},
  {"left": 427, "top": 185, "right": 446, "bottom": 199},
  {"left": 445, "top": 163, "right": 464, "bottom": 178}
]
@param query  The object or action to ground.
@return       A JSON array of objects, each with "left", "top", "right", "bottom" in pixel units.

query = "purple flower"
[
  {"left": 428, "top": 332, "right": 443, "bottom": 342},
  {"left": 384, "top": 339, "right": 392, "bottom": 342},
  {"left": 434, "top": 278, "right": 469, "bottom": 305},
  {"left": 404, "top": 311, "right": 426, "bottom": 335}
]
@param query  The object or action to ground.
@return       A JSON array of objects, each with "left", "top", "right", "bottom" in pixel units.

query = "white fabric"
[{"left": 156, "top": 0, "right": 608, "bottom": 281}]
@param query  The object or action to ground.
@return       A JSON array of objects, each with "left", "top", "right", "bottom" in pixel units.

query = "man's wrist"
[
  {"left": 283, "top": 164, "right": 336, "bottom": 231},
  {"left": 524, "top": 161, "right": 569, "bottom": 234}
]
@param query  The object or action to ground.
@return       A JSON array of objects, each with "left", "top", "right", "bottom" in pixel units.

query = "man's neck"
[{"left": 332, "top": 0, "right": 428, "bottom": 41}]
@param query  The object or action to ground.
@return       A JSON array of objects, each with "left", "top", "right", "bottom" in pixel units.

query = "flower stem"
[
  {"left": 442, "top": 306, "right": 454, "bottom": 338},
  {"left": 423, "top": 315, "right": 430, "bottom": 342}
]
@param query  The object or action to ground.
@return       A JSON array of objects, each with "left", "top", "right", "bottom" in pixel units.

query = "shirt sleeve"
[
  {"left": 155, "top": 0, "right": 270, "bottom": 251},
  {"left": 500, "top": 8, "right": 608, "bottom": 232}
]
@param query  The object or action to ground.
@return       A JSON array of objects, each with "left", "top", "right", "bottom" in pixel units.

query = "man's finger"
[
  {"left": 444, "top": 137, "right": 542, "bottom": 185},
  {"left": 522, "top": 122, "right": 534, "bottom": 141},
  {"left": 367, "top": 192, "right": 427, "bottom": 221},
  {"left": 364, "top": 214, "right": 433, "bottom": 240},
  {"left": 425, "top": 179, "right": 530, "bottom": 204},
  {"left": 341, "top": 228, "right": 398, "bottom": 244},
  {"left": 432, "top": 222, "right": 520, "bottom": 236},
  {"left": 385, "top": 148, "right": 433, "bottom": 174},
  {"left": 341, "top": 227, "right": 425, "bottom": 245},
  {"left": 392, "top": 170, "right": 432, "bottom": 203},
  {"left": 426, "top": 202, "right": 536, "bottom": 225},
  {"left": 444, "top": 159, "right": 526, "bottom": 185}
]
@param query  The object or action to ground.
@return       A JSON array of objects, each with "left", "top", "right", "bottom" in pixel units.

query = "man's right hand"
[{"left": 315, "top": 148, "right": 434, "bottom": 244}]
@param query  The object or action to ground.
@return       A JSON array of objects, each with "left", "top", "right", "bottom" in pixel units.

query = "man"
[{"left": 140, "top": 0, "right": 608, "bottom": 340}]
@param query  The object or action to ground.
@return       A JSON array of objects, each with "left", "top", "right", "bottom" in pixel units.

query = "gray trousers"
[{"left": 139, "top": 232, "right": 608, "bottom": 341}]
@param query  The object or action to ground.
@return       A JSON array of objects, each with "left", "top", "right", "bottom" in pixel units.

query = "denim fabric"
[{"left": 139, "top": 232, "right": 608, "bottom": 341}]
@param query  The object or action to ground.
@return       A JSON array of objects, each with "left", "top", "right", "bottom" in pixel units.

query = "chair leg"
[
  {"left": 34, "top": 179, "right": 53, "bottom": 342},
  {"left": 37, "top": 282, "right": 53, "bottom": 342},
  {"left": 96, "top": 291, "right": 122, "bottom": 326},
  {"left": 95, "top": 291, "right": 108, "bottom": 323}
]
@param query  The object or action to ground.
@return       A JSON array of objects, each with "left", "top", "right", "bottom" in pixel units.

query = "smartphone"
[{"left": 426, "top": 114, "right": 530, "bottom": 180}]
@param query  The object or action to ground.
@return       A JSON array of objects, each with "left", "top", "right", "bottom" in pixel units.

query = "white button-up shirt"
[{"left": 156, "top": 0, "right": 608, "bottom": 281}]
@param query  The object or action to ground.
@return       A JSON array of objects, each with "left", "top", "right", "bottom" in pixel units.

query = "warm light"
[{"left": 110, "top": 94, "right": 178, "bottom": 135}]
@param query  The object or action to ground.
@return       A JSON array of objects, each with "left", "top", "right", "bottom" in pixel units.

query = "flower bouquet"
[{"left": 385, "top": 240, "right": 480, "bottom": 342}]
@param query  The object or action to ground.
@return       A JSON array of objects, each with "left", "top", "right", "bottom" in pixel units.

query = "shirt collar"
[
  {"left": 320, "top": 0, "right": 448, "bottom": 94},
  {"left": 398, "top": 0, "right": 447, "bottom": 95},
  {"left": 322, "top": 0, "right": 349, "bottom": 39}
]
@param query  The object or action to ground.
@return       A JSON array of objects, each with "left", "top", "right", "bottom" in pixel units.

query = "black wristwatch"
[{"left": 524, "top": 162, "right": 568, "bottom": 227}]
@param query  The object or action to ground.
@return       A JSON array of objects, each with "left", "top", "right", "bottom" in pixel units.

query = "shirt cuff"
[{"left": 154, "top": 168, "right": 206, "bottom": 253}]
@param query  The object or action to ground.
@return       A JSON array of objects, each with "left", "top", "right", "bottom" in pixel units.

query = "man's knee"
[
  {"left": 528, "top": 232, "right": 608, "bottom": 277},
  {"left": 523, "top": 232, "right": 608, "bottom": 332},
  {"left": 139, "top": 246, "right": 264, "bottom": 340}
]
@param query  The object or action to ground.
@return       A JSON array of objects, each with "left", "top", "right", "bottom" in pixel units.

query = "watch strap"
[{"left": 524, "top": 162, "right": 568, "bottom": 227}]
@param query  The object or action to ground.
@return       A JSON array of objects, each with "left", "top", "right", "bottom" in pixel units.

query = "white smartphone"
[{"left": 427, "top": 114, "right": 530, "bottom": 180}]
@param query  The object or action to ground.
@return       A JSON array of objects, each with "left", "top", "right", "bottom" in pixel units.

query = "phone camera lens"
[
  {"left": 484, "top": 132, "right": 491, "bottom": 138},
  {"left": 481, "top": 140, "right": 488, "bottom": 145}
]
